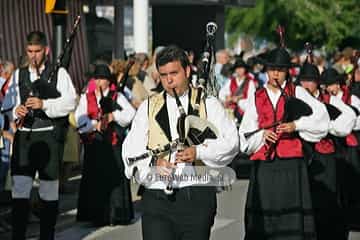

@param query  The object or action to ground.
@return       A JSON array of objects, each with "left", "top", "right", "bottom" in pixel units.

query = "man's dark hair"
[
  {"left": 155, "top": 45, "right": 189, "bottom": 70},
  {"left": 26, "top": 31, "right": 47, "bottom": 46}
]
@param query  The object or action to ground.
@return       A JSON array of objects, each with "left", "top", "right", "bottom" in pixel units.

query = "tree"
[{"left": 226, "top": 0, "right": 360, "bottom": 51}]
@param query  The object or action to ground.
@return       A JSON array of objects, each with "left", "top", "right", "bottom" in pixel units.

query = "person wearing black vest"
[
  {"left": 239, "top": 47, "right": 330, "bottom": 239},
  {"left": 75, "top": 64, "right": 135, "bottom": 226},
  {"left": 298, "top": 63, "right": 355, "bottom": 239},
  {"left": 122, "top": 45, "right": 239, "bottom": 240},
  {"left": 10, "top": 31, "right": 77, "bottom": 240}
]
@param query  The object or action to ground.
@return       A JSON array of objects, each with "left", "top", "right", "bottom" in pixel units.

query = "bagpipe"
[
  {"left": 182, "top": 22, "right": 219, "bottom": 145},
  {"left": 34, "top": 15, "right": 81, "bottom": 100},
  {"left": 197, "top": 22, "right": 219, "bottom": 98},
  {"left": 264, "top": 80, "right": 313, "bottom": 158},
  {"left": 79, "top": 85, "right": 126, "bottom": 145}
]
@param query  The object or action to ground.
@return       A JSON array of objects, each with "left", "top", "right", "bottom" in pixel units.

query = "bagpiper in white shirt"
[
  {"left": 122, "top": 45, "right": 238, "bottom": 240},
  {"left": 10, "top": 31, "right": 77, "bottom": 240}
]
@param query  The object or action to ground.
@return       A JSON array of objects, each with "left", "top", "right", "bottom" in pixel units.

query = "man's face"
[
  {"left": 26, "top": 44, "right": 48, "bottom": 68},
  {"left": 267, "top": 66, "right": 288, "bottom": 88},
  {"left": 326, "top": 83, "right": 341, "bottom": 96},
  {"left": 219, "top": 52, "right": 230, "bottom": 65},
  {"left": 158, "top": 60, "right": 190, "bottom": 96},
  {"left": 300, "top": 80, "right": 318, "bottom": 95}
]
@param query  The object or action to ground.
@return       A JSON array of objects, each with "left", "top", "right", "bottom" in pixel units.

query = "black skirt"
[
  {"left": 308, "top": 152, "right": 346, "bottom": 240},
  {"left": 77, "top": 137, "right": 134, "bottom": 226},
  {"left": 339, "top": 145, "right": 360, "bottom": 228},
  {"left": 245, "top": 157, "right": 316, "bottom": 240}
]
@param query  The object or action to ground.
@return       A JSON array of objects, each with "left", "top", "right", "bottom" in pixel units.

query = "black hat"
[
  {"left": 92, "top": 64, "right": 113, "bottom": 80},
  {"left": 250, "top": 52, "right": 268, "bottom": 65},
  {"left": 320, "top": 68, "right": 345, "bottom": 86},
  {"left": 297, "top": 63, "right": 320, "bottom": 82},
  {"left": 231, "top": 59, "right": 249, "bottom": 72},
  {"left": 265, "top": 47, "right": 294, "bottom": 68}
]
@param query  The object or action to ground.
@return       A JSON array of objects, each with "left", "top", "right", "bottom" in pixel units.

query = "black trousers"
[{"left": 141, "top": 187, "right": 216, "bottom": 240}]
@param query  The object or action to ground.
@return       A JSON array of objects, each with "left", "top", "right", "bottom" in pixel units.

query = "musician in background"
[
  {"left": 238, "top": 47, "right": 329, "bottom": 239},
  {"left": 122, "top": 45, "right": 239, "bottom": 240},
  {"left": 320, "top": 68, "right": 360, "bottom": 230},
  {"left": 75, "top": 64, "right": 135, "bottom": 226},
  {"left": 298, "top": 63, "right": 355, "bottom": 240},
  {"left": 0, "top": 61, "right": 15, "bottom": 192},
  {"left": 219, "top": 58, "right": 257, "bottom": 125},
  {"left": 10, "top": 31, "right": 77, "bottom": 240}
]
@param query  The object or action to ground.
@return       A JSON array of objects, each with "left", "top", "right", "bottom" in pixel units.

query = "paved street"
[
  {"left": 1, "top": 179, "right": 360, "bottom": 239},
  {"left": 52, "top": 180, "right": 248, "bottom": 240},
  {"left": 53, "top": 179, "right": 360, "bottom": 240}
]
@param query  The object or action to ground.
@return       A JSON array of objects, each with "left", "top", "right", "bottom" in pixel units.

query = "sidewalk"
[{"left": 0, "top": 173, "right": 82, "bottom": 240}]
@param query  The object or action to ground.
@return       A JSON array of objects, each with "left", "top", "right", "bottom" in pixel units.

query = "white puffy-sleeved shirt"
[
  {"left": 239, "top": 82, "right": 329, "bottom": 155},
  {"left": 11, "top": 65, "right": 77, "bottom": 131},
  {"left": 331, "top": 90, "right": 360, "bottom": 130},
  {"left": 74, "top": 88, "right": 135, "bottom": 134},
  {"left": 122, "top": 90, "right": 239, "bottom": 189},
  {"left": 323, "top": 92, "right": 356, "bottom": 137}
]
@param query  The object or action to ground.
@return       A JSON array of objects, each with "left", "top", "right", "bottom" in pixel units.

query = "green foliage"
[{"left": 226, "top": 0, "right": 360, "bottom": 51}]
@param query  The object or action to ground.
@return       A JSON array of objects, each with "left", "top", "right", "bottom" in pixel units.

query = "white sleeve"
[
  {"left": 351, "top": 95, "right": 360, "bottom": 111},
  {"left": 350, "top": 95, "right": 360, "bottom": 130},
  {"left": 238, "top": 80, "right": 256, "bottom": 112},
  {"left": 74, "top": 93, "right": 96, "bottom": 134},
  {"left": 122, "top": 100, "right": 150, "bottom": 179},
  {"left": 329, "top": 96, "right": 356, "bottom": 136},
  {"left": 238, "top": 91, "right": 265, "bottom": 155},
  {"left": 196, "top": 97, "right": 239, "bottom": 167},
  {"left": 293, "top": 86, "right": 329, "bottom": 142},
  {"left": 10, "top": 70, "right": 21, "bottom": 121},
  {"left": 112, "top": 93, "right": 135, "bottom": 127},
  {"left": 218, "top": 81, "right": 231, "bottom": 103},
  {"left": 42, "top": 68, "right": 77, "bottom": 118}
]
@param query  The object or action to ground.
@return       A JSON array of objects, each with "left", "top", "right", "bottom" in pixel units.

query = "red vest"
[
  {"left": 250, "top": 82, "right": 304, "bottom": 160},
  {"left": 313, "top": 93, "right": 336, "bottom": 154},
  {"left": 322, "top": 87, "right": 358, "bottom": 147},
  {"left": 84, "top": 90, "right": 119, "bottom": 145},
  {"left": 0, "top": 78, "right": 10, "bottom": 101},
  {"left": 229, "top": 76, "right": 252, "bottom": 115}
]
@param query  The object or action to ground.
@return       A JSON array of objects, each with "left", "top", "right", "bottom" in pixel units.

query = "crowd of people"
[{"left": 0, "top": 28, "right": 360, "bottom": 240}]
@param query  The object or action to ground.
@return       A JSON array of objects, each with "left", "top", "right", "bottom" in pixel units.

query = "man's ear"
[{"left": 45, "top": 46, "right": 50, "bottom": 56}]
